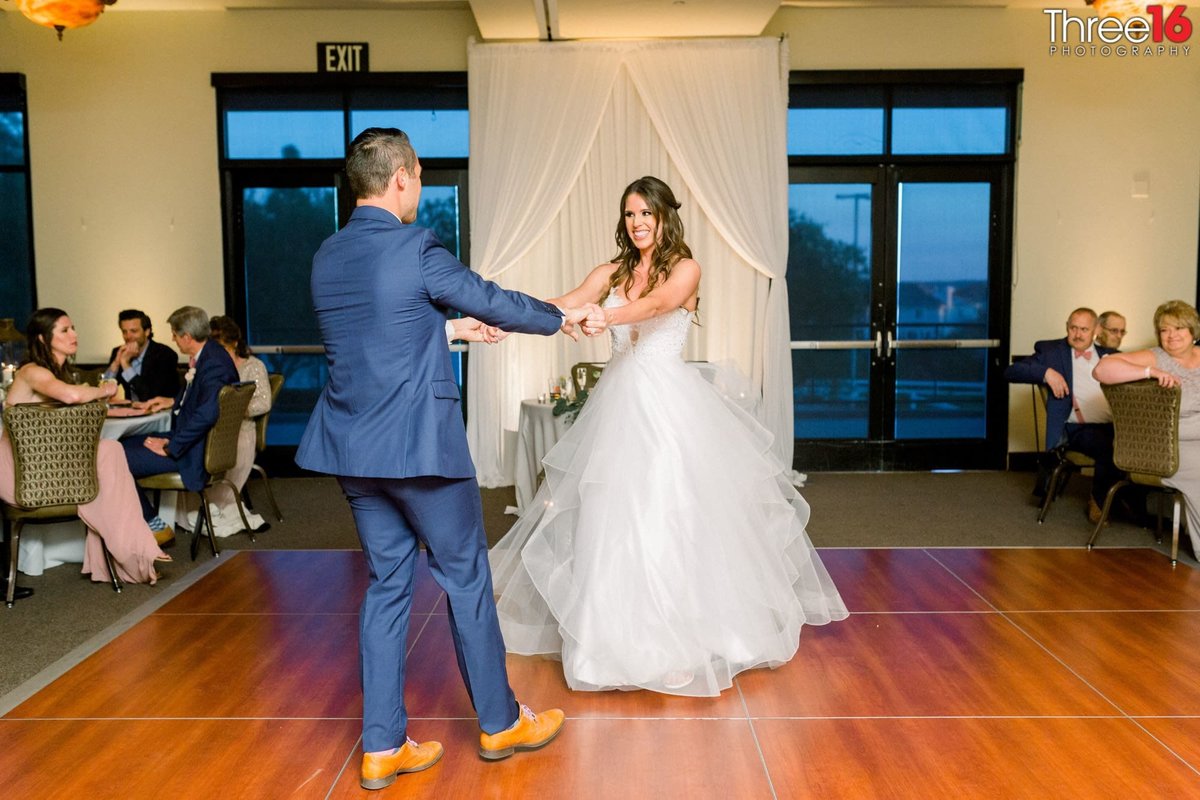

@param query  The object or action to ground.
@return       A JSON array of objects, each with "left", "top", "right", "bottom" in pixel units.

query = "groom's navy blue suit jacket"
[
  {"left": 1005, "top": 337, "right": 1116, "bottom": 450},
  {"left": 296, "top": 205, "right": 563, "bottom": 478}
]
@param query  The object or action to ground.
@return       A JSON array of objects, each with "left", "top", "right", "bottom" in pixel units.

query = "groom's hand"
[
  {"left": 559, "top": 306, "right": 592, "bottom": 341},
  {"left": 482, "top": 325, "right": 510, "bottom": 344}
]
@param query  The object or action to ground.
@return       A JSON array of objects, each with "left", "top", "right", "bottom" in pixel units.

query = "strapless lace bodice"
[{"left": 604, "top": 296, "right": 693, "bottom": 359}]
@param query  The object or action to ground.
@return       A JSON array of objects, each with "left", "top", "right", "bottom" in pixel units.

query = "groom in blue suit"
[
  {"left": 1006, "top": 307, "right": 1120, "bottom": 521},
  {"left": 297, "top": 128, "right": 599, "bottom": 790}
]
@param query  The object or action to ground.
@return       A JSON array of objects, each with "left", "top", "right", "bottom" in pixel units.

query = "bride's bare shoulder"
[{"left": 592, "top": 262, "right": 620, "bottom": 280}]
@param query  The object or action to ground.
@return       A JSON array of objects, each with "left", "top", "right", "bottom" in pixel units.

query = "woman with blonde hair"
[
  {"left": 1093, "top": 299, "right": 1200, "bottom": 555},
  {"left": 490, "top": 177, "right": 847, "bottom": 696}
]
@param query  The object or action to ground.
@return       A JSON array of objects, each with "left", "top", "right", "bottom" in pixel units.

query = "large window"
[
  {"left": 0, "top": 75, "right": 35, "bottom": 325},
  {"left": 787, "top": 70, "right": 1021, "bottom": 470},
  {"left": 213, "top": 74, "right": 470, "bottom": 448}
]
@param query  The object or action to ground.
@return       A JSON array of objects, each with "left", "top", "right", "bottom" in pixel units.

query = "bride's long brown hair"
[{"left": 601, "top": 176, "right": 693, "bottom": 304}]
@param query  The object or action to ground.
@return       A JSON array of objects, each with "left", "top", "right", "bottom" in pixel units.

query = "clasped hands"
[
  {"left": 559, "top": 303, "right": 607, "bottom": 341},
  {"left": 452, "top": 303, "right": 608, "bottom": 344},
  {"left": 110, "top": 340, "right": 143, "bottom": 372}
]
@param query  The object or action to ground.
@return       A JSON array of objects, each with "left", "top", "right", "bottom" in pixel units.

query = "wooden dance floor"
[{"left": 4, "top": 547, "right": 1200, "bottom": 797}]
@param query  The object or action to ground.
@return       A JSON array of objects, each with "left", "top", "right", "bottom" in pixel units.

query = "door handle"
[
  {"left": 885, "top": 330, "right": 894, "bottom": 358},
  {"left": 874, "top": 330, "right": 883, "bottom": 358}
]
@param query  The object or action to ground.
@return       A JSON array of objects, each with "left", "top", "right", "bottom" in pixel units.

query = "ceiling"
[{"left": 1, "top": 0, "right": 1087, "bottom": 40}]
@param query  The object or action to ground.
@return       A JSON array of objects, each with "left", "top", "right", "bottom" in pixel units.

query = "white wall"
[
  {"left": 0, "top": 8, "right": 478, "bottom": 362},
  {"left": 2, "top": 6, "right": 1197, "bottom": 453}
]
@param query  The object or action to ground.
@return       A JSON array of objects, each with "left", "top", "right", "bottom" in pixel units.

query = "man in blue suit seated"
[
  {"left": 296, "top": 127, "right": 604, "bottom": 791},
  {"left": 1006, "top": 307, "right": 1120, "bottom": 524},
  {"left": 122, "top": 306, "right": 240, "bottom": 545}
]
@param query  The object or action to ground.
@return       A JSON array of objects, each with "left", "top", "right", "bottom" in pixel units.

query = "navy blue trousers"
[
  {"left": 121, "top": 434, "right": 183, "bottom": 520},
  {"left": 1062, "top": 422, "right": 1120, "bottom": 505},
  {"left": 337, "top": 474, "right": 519, "bottom": 752}
]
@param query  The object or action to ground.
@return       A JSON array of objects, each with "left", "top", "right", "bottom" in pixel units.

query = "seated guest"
[
  {"left": 103, "top": 309, "right": 182, "bottom": 402},
  {"left": 1005, "top": 307, "right": 1120, "bottom": 524},
  {"left": 122, "top": 306, "right": 239, "bottom": 542},
  {"left": 1, "top": 308, "right": 170, "bottom": 593},
  {"left": 188, "top": 316, "right": 272, "bottom": 537},
  {"left": 1093, "top": 300, "right": 1200, "bottom": 556},
  {"left": 1095, "top": 310, "right": 1128, "bottom": 351}
]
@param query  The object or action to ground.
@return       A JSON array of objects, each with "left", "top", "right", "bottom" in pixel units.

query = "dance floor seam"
[
  {"left": 15, "top": 713, "right": 1200, "bottom": 722},
  {"left": 5, "top": 546, "right": 1200, "bottom": 798}
]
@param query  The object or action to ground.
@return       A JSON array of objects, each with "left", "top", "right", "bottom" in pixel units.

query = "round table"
[{"left": 513, "top": 399, "right": 570, "bottom": 512}]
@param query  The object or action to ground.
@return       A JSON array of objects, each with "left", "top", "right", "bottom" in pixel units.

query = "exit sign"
[{"left": 318, "top": 42, "right": 369, "bottom": 73}]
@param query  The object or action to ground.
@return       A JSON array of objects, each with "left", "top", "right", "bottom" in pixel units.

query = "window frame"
[
  {"left": 788, "top": 69, "right": 1023, "bottom": 166},
  {"left": 212, "top": 72, "right": 470, "bottom": 325},
  {"left": 211, "top": 73, "right": 472, "bottom": 451},
  {"left": 0, "top": 73, "right": 37, "bottom": 321}
]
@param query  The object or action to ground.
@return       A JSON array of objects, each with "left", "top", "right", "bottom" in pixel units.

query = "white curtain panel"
[{"left": 465, "top": 37, "right": 792, "bottom": 486}]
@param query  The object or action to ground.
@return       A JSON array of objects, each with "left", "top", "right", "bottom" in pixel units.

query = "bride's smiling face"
[{"left": 624, "top": 193, "right": 658, "bottom": 254}]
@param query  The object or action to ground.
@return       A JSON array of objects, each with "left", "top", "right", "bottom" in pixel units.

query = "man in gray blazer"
[{"left": 297, "top": 128, "right": 600, "bottom": 790}]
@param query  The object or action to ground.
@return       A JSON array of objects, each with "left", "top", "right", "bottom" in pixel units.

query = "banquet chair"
[
  {"left": 136, "top": 381, "right": 257, "bottom": 561},
  {"left": 1, "top": 400, "right": 118, "bottom": 607},
  {"left": 244, "top": 372, "right": 284, "bottom": 522},
  {"left": 570, "top": 362, "right": 606, "bottom": 397},
  {"left": 1088, "top": 379, "right": 1184, "bottom": 565},
  {"left": 1035, "top": 384, "right": 1097, "bottom": 524}
]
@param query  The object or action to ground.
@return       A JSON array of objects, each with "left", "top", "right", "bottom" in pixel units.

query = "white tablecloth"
[
  {"left": 17, "top": 410, "right": 174, "bottom": 576},
  {"left": 513, "top": 399, "right": 570, "bottom": 513}
]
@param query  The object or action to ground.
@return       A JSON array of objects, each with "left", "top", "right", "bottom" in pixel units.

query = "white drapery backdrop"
[{"left": 465, "top": 37, "right": 793, "bottom": 485}]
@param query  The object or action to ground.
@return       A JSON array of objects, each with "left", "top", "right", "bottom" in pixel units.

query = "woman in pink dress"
[{"left": 1, "top": 308, "right": 170, "bottom": 586}]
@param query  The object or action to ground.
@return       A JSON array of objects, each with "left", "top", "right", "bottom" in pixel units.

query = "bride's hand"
[{"left": 581, "top": 303, "right": 607, "bottom": 337}]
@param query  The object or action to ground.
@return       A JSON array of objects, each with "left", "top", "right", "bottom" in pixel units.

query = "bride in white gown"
[{"left": 490, "top": 176, "right": 848, "bottom": 696}]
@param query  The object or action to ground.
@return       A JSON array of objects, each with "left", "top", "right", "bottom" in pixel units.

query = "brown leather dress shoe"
[
  {"left": 1087, "top": 497, "right": 1104, "bottom": 526},
  {"left": 479, "top": 703, "right": 565, "bottom": 761},
  {"left": 360, "top": 737, "right": 443, "bottom": 790}
]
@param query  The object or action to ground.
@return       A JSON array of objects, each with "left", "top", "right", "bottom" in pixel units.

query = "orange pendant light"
[{"left": 12, "top": 0, "right": 118, "bottom": 41}]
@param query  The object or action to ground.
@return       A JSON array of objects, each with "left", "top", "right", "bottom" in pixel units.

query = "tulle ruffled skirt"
[{"left": 490, "top": 353, "right": 848, "bottom": 696}]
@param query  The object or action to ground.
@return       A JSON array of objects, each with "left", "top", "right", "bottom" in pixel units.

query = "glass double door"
[{"left": 787, "top": 164, "right": 1011, "bottom": 470}]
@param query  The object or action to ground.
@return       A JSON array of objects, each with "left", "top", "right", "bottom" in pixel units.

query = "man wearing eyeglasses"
[{"left": 1095, "top": 310, "right": 1127, "bottom": 351}]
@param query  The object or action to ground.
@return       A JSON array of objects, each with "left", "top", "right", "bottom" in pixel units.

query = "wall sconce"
[{"left": 5, "top": 0, "right": 118, "bottom": 41}]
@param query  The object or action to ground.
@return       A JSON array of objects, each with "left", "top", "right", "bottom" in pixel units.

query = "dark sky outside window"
[{"left": 0, "top": 108, "right": 33, "bottom": 323}]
